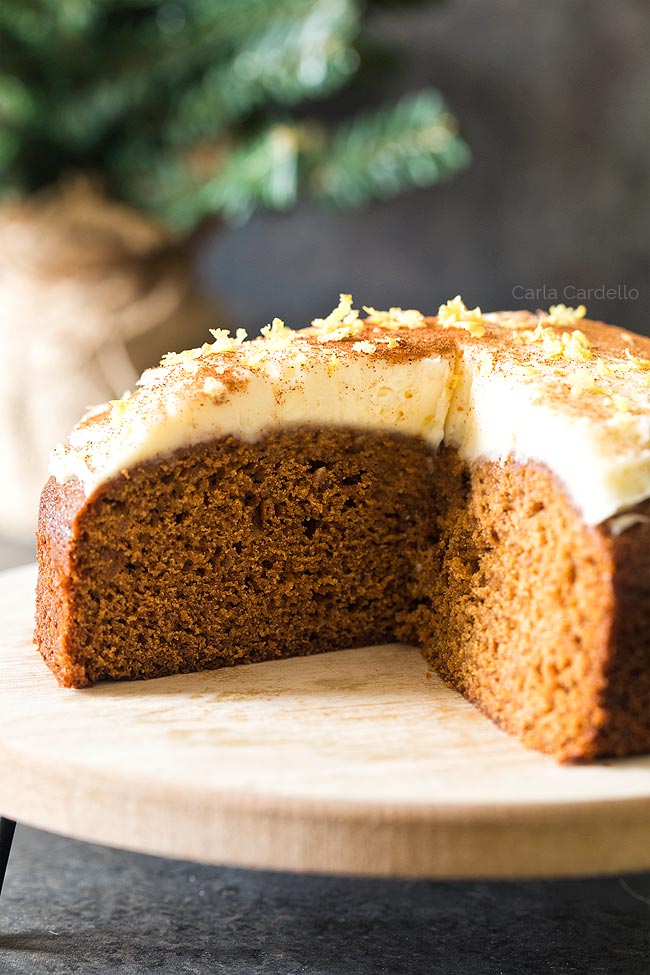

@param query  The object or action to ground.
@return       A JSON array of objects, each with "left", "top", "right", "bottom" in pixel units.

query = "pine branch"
[
  {"left": 0, "top": 129, "right": 20, "bottom": 173},
  {"left": 0, "top": 0, "right": 469, "bottom": 226},
  {"left": 161, "top": 0, "right": 361, "bottom": 149},
  {"left": 307, "top": 90, "right": 470, "bottom": 207},
  {"left": 366, "top": 0, "right": 446, "bottom": 8},
  {"left": 119, "top": 90, "right": 469, "bottom": 228},
  {"left": 0, "top": 2, "right": 53, "bottom": 46},
  {"left": 0, "top": 73, "right": 34, "bottom": 127},
  {"left": 46, "top": 0, "right": 320, "bottom": 152},
  {"left": 45, "top": 0, "right": 99, "bottom": 36},
  {"left": 0, "top": 72, "right": 33, "bottom": 192},
  {"left": 194, "top": 126, "right": 305, "bottom": 223},
  {"left": 118, "top": 124, "right": 306, "bottom": 229}
]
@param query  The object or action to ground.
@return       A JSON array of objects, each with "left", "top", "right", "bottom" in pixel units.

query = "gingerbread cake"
[{"left": 36, "top": 296, "right": 650, "bottom": 761}]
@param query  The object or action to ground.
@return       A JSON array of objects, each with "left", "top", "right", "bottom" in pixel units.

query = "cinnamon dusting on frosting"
[{"left": 48, "top": 296, "right": 650, "bottom": 527}]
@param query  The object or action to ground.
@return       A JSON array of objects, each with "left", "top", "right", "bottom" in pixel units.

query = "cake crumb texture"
[{"left": 36, "top": 429, "right": 650, "bottom": 762}]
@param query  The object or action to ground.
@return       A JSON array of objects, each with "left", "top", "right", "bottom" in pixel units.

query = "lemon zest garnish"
[
  {"left": 611, "top": 393, "right": 632, "bottom": 413},
  {"left": 362, "top": 306, "right": 425, "bottom": 330},
  {"left": 109, "top": 396, "right": 132, "bottom": 425},
  {"left": 109, "top": 396, "right": 130, "bottom": 410},
  {"left": 569, "top": 370, "right": 603, "bottom": 396},
  {"left": 437, "top": 296, "right": 486, "bottom": 337},
  {"left": 560, "top": 329, "right": 592, "bottom": 360},
  {"left": 624, "top": 348, "right": 650, "bottom": 371},
  {"left": 311, "top": 294, "right": 364, "bottom": 342},
  {"left": 207, "top": 327, "right": 247, "bottom": 352},
  {"left": 514, "top": 324, "right": 556, "bottom": 353},
  {"left": 540, "top": 328, "right": 564, "bottom": 356},
  {"left": 260, "top": 318, "right": 295, "bottom": 349},
  {"left": 595, "top": 358, "right": 613, "bottom": 378},
  {"left": 516, "top": 324, "right": 592, "bottom": 360},
  {"left": 326, "top": 354, "right": 342, "bottom": 376},
  {"left": 161, "top": 327, "right": 248, "bottom": 366},
  {"left": 463, "top": 322, "right": 486, "bottom": 338},
  {"left": 543, "top": 304, "right": 587, "bottom": 326},
  {"left": 160, "top": 347, "right": 203, "bottom": 367}
]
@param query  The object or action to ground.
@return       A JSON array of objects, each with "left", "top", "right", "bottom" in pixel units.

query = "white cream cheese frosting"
[{"left": 49, "top": 297, "right": 650, "bottom": 527}]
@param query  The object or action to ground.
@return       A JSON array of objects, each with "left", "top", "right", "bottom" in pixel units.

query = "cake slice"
[{"left": 36, "top": 297, "right": 650, "bottom": 760}]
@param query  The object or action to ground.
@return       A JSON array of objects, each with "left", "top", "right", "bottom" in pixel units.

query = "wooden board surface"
[{"left": 1, "top": 564, "right": 650, "bottom": 879}]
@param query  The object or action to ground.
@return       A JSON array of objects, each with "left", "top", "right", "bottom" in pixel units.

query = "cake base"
[
  {"left": 5, "top": 565, "right": 650, "bottom": 879},
  {"left": 36, "top": 429, "right": 650, "bottom": 761}
]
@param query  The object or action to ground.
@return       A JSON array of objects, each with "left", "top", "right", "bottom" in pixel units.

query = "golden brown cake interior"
[{"left": 36, "top": 427, "right": 650, "bottom": 761}]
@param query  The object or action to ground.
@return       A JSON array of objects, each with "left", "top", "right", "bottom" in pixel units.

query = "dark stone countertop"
[{"left": 0, "top": 826, "right": 648, "bottom": 974}]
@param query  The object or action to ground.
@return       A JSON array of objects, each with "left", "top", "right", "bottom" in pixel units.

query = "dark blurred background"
[{"left": 201, "top": 0, "right": 649, "bottom": 335}]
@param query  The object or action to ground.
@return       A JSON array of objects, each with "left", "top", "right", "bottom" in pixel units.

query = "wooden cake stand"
[{"left": 1, "top": 564, "right": 649, "bottom": 881}]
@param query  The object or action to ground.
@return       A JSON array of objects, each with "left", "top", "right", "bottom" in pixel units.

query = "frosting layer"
[{"left": 50, "top": 302, "right": 650, "bottom": 526}]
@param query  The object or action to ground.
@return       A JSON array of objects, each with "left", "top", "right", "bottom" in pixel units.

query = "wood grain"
[{"left": 1, "top": 565, "right": 650, "bottom": 879}]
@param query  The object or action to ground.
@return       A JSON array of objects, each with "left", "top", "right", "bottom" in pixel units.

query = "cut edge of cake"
[{"left": 35, "top": 297, "right": 650, "bottom": 762}]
